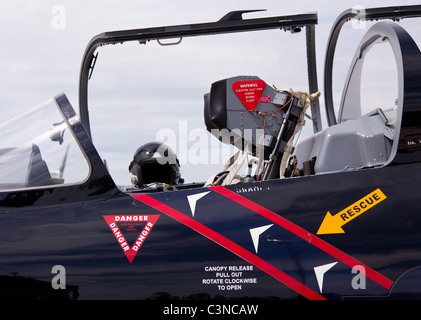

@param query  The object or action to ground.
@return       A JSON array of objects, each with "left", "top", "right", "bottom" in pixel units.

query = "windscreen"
[{"left": 0, "top": 98, "right": 90, "bottom": 190}]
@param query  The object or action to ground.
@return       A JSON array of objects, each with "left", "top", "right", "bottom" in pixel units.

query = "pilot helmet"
[{"left": 129, "top": 142, "right": 182, "bottom": 188}]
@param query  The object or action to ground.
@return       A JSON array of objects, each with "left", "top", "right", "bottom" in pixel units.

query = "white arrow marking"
[
  {"left": 249, "top": 224, "right": 273, "bottom": 254},
  {"left": 187, "top": 191, "right": 210, "bottom": 217},
  {"left": 314, "top": 262, "right": 338, "bottom": 294}
]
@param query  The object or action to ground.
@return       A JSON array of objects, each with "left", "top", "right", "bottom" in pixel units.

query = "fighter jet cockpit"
[{"left": 70, "top": 7, "right": 420, "bottom": 195}]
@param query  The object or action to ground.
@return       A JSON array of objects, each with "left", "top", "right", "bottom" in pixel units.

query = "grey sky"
[{"left": 1, "top": 0, "right": 420, "bottom": 186}]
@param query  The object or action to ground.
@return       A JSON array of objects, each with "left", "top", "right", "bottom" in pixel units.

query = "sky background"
[{"left": 1, "top": 0, "right": 420, "bottom": 186}]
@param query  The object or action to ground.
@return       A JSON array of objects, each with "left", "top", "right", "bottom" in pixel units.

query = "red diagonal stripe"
[
  {"left": 132, "top": 193, "right": 326, "bottom": 300},
  {"left": 209, "top": 185, "right": 393, "bottom": 290}
]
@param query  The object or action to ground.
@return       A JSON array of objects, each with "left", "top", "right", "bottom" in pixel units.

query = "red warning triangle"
[
  {"left": 232, "top": 80, "right": 266, "bottom": 111},
  {"left": 103, "top": 215, "right": 160, "bottom": 263}
]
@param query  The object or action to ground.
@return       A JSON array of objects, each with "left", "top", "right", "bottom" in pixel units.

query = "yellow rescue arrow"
[{"left": 317, "top": 188, "right": 387, "bottom": 235}]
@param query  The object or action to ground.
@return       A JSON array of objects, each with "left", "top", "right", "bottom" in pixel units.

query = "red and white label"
[
  {"left": 103, "top": 215, "right": 160, "bottom": 263},
  {"left": 232, "top": 80, "right": 266, "bottom": 111}
]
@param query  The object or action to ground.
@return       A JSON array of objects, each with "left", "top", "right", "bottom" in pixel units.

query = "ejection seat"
[
  {"left": 203, "top": 75, "right": 318, "bottom": 185},
  {"left": 293, "top": 21, "right": 421, "bottom": 176}
]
